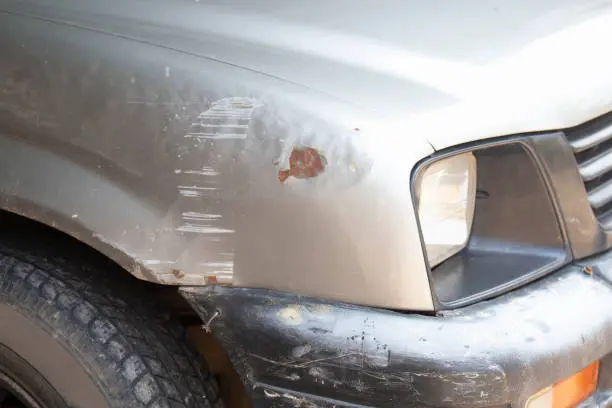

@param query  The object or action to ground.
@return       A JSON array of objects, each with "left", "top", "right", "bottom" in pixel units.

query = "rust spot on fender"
[
  {"left": 171, "top": 268, "right": 185, "bottom": 279},
  {"left": 278, "top": 147, "right": 327, "bottom": 183}
]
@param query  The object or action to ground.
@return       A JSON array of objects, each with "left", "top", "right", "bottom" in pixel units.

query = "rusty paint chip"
[
  {"left": 584, "top": 265, "right": 593, "bottom": 275},
  {"left": 171, "top": 268, "right": 185, "bottom": 279},
  {"left": 278, "top": 147, "right": 327, "bottom": 183}
]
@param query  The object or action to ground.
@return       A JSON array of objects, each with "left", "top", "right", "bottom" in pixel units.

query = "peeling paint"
[{"left": 278, "top": 147, "right": 327, "bottom": 183}]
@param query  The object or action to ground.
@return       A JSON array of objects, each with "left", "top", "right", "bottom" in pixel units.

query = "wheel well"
[
  {"left": 0, "top": 209, "right": 190, "bottom": 311},
  {"left": 0, "top": 209, "right": 250, "bottom": 407}
]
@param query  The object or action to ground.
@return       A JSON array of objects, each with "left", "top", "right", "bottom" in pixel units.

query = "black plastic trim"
[{"left": 181, "top": 253, "right": 612, "bottom": 408}]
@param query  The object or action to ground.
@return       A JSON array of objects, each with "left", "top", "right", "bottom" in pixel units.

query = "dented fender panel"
[{"left": 0, "top": 6, "right": 434, "bottom": 309}]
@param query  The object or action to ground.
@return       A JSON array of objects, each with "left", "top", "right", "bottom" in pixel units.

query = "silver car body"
[{"left": 1, "top": 0, "right": 612, "bottom": 311}]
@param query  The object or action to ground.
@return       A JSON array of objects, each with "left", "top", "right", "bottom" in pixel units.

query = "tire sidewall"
[{"left": 0, "top": 282, "right": 109, "bottom": 408}]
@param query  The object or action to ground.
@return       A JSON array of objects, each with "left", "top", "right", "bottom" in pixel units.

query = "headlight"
[
  {"left": 416, "top": 152, "right": 477, "bottom": 267},
  {"left": 414, "top": 142, "right": 568, "bottom": 308}
]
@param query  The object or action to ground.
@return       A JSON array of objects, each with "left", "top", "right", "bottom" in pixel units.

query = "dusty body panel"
[
  {"left": 7, "top": 0, "right": 612, "bottom": 150},
  {"left": 2, "top": 0, "right": 612, "bottom": 310},
  {"left": 0, "top": 2, "right": 435, "bottom": 310}
]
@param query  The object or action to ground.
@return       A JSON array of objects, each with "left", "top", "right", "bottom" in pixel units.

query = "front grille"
[{"left": 566, "top": 112, "right": 612, "bottom": 229}]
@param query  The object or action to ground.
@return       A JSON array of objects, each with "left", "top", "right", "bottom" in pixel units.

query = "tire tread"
[{"left": 0, "top": 243, "right": 221, "bottom": 408}]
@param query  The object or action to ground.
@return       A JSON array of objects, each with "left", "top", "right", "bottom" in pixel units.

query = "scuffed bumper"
[{"left": 180, "top": 251, "right": 612, "bottom": 408}]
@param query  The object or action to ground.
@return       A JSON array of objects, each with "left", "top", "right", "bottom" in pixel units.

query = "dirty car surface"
[{"left": 2, "top": 0, "right": 612, "bottom": 407}]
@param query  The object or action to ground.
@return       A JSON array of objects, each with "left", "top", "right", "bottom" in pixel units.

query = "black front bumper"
[{"left": 180, "top": 251, "right": 612, "bottom": 408}]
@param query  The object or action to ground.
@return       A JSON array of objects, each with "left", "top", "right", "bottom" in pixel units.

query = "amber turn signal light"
[{"left": 526, "top": 361, "right": 599, "bottom": 408}]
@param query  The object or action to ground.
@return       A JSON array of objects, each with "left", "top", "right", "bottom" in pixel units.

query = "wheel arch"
[
  {"left": 0, "top": 207, "right": 251, "bottom": 408},
  {"left": 0, "top": 134, "right": 167, "bottom": 284}
]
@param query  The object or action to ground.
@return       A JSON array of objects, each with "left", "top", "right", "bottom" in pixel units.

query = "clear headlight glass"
[{"left": 416, "top": 152, "right": 477, "bottom": 267}]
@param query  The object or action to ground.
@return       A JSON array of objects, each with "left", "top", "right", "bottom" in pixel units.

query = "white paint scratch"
[
  {"left": 185, "top": 97, "right": 259, "bottom": 141},
  {"left": 174, "top": 167, "right": 220, "bottom": 176},
  {"left": 178, "top": 186, "right": 216, "bottom": 198},
  {"left": 176, "top": 225, "right": 234, "bottom": 234}
]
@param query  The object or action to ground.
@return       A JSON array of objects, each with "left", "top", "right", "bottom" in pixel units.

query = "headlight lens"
[{"left": 416, "top": 152, "right": 477, "bottom": 267}]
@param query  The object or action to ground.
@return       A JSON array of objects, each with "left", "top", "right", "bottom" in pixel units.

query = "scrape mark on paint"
[
  {"left": 177, "top": 211, "right": 233, "bottom": 234},
  {"left": 185, "top": 97, "right": 259, "bottom": 140},
  {"left": 169, "top": 97, "right": 263, "bottom": 288},
  {"left": 278, "top": 147, "right": 327, "bottom": 183},
  {"left": 143, "top": 260, "right": 177, "bottom": 266},
  {"left": 178, "top": 185, "right": 216, "bottom": 198},
  {"left": 263, "top": 390, "right": 280, "bottom": 399},
  {"left": 174, "top": 167, "right": 220, "bottom": 176},
  {"left": 182, "top": 212, "right": 222, "bottom": 221},
  {"left": 277, "top": 305, "right": 304, "bottom": 325},
  {"left": 177, "top": 225, "right": 234, "bottom": 234},
  {"left": 292, "top": 344, "right": 312, "bottom": 358}
]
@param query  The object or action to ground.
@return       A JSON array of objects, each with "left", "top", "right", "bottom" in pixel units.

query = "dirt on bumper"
[{"left": 181, "top": 252, "right": 612, "bottom": 408}]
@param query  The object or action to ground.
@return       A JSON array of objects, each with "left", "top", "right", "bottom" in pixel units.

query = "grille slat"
[
  {"left": 588, "top": 179, "right": 612, "bottom": 210},
  {"left": 599, "top": 209, "right": 612, "bottom": 230},
  {"left": 567, "top": 112, "right": 612, "bottom": 225},
  {"left": 579, "top": 151, "right": 612, "bottom": 182},
  {"left": 569, "top": 122, "right": 612, "bottom": 152}
]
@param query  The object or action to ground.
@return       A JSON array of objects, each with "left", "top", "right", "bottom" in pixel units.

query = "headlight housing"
[{"left": 414, "top": 141, "right": 569, "bottom": 308}]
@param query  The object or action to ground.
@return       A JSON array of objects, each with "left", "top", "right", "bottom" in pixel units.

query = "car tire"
[{"left": 0, "top": 237, "right": 222, "bottom": 408}]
